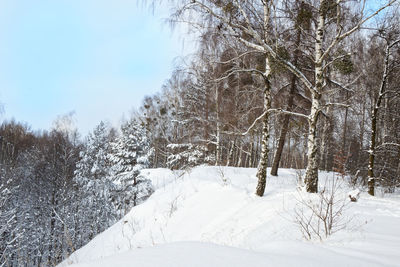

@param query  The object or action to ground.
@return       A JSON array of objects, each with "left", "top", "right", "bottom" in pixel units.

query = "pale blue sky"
[
  {"left": 0, "top": 0, "right": 190, "bottom": 134},
  {"left": 0, "top": 0, "right": 388, "bottom": 135}
]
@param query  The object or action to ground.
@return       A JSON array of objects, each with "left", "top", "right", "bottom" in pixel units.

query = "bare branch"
[
  {"left": 267, "top": 108, "right": 309, "bottom": 120},
  {"left": 321, "top": 0, "right": 397, "bottom": 62},
  {"left": 211, "top": 50, "right": 263, "bottom": 65},
  {"left": 222, "top": 111, "right": 267, "bottom": 136},
  {"left": 376, "top": 143, "right": 400, "bottom": 149},
  {"left": 323, "top": 102, "right": 351, "bottom": 109}
]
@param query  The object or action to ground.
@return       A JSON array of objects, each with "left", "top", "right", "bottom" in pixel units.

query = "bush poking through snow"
[
  {"left": 168, "top": 196, "right": 180, "bottom": 217},
  {"left": 348, "top": 189, "right": 360, "bottom": 202},
  {"left": 293, "top": 177, "right": 349, "bottom": 241},
  {"left": 121, "top": 219, "right": 140, "bottom": 250},
  {"left": 217, "top": 166, "right": 231, "bottom": 186}
]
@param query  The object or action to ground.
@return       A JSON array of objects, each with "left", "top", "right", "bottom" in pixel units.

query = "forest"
[{"left": 1, "top": 0, "right": 400, "bottom": 266}]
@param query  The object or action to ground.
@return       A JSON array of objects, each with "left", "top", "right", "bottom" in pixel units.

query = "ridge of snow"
[{"left": 60, "top": 166, "right": 400, "bottom": 267}]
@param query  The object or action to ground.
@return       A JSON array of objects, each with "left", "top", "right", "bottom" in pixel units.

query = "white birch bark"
[
  {"left": 255, "top": 0, "right": 272, "bottom": 196},
  {"left": 255, "top": 74, "right": 271, "bottom": 196},
  {"left": 304, "top": 2, "right": 325, "bottom": 193}
]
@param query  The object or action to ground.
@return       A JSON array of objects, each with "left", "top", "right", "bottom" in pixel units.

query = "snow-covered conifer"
[
  {"left": 109, "top": 119, "right": 153, "bottom": 216},
  {"left": 166, "top": 143, "right": 210, "bottom": 170},
  {"left": 74, "top": 121, "right": 116, "bottom": 243}
]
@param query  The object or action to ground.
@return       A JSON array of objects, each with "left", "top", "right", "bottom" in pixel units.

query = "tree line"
[{"left": 0, "top": 118, "right": 152, "bottom": 266}]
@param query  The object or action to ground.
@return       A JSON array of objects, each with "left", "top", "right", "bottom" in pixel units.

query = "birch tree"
[
  {"left": 300, "top": 0, "right": 397, "bottom": 193},
  {"left": 168, "top": 0, "right": 279, "bottom": 196},
  {"left": 367, "top": 29, "right": 400, "bottom": 196}
]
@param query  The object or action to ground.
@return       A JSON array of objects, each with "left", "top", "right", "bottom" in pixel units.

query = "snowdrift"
[{"left": 60, "top": 167, "right": 400, "bottom": 267}]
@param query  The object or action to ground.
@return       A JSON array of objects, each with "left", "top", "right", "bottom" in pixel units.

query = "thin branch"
[
  {"left": 376, "top": 143, "right": 400, "bottom": 149},
  {"left": 323, "top": 102, "right": 351, "bottom": 108},
  {"left": 267, "top": 108, "right": 309, "bottom": 119},
  {"left": 212, "top": 50, "right": 263, "bottom": 65},
  {"left": 222, "top": 111, "right": 267, "bottom": 136}
]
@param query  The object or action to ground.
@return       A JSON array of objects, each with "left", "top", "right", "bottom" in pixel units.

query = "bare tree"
[{"left": 367, "top": 28, "right": 400, "bottom": 195}]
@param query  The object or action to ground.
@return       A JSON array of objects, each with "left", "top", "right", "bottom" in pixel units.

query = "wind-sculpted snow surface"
[{"left": 60, "top": 167, "right": 400, "bottom": 267}]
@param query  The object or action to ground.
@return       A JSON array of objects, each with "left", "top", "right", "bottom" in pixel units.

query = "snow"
[{"left": 60, "top": 166, "right": 400, "bottom": 267}]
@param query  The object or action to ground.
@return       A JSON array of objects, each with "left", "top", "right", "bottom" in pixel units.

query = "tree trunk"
[
  {"left": 48, "top": 192, "right": 57, "bottom": 266},
  {"left": 254, "top": 137, "right": 259, "bottom": 168},
  {"left": 226, "top": 140, "right": 235, "bottom": 166},
  {"left": 320, "top": 105, "right": 333, "bottom": 171},
  {"left": 304, "top": 96, "right": 321, "bottom": 193},
  {"left": 397, "top": 148, "right": 400, "bottom": 179},
  {"left": 287, "top": 132, "right": 291, "bottom": 168},
  {"left": 270, "top": 16, "right": 302, "bottom": 176},
  {"left": 256, "top": 1, "right": 272, "bottom": 196},
  {"left": 270, "top": 110, "right": 290, "bottom": 176},
  {"left": 304, "top": 5, "right": 326, "bottom": 193},
  {"left": 368, "top": 41, "right": 391, "bottom": 196},
  {"left": 215, "top": 84, "right": 221, "bottom": 166},
  {"left": 342, "top": 91, "right": 349, "bottom": 154},
  {"left": 256, "top": 76, "right": 272, "bottom": 196},
  {"left": 357, "top": 100, "right": 366, "bottom": 172},
  {"left": 248, "top": 142, "right": 253, "bottom": 167},
  {"left": 237, "top": 143, "right": 243, "bottom": 167},
  {"left": 368, "top": 113, "right": 377, "bottom": 196}
]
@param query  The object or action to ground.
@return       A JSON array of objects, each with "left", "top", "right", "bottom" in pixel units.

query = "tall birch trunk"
[
  {"left": 255, "top": 1, "right": 272, "bottom": 196},
  {"left": 255, "top": 76, "right": 271, "bottom": 196},
  {"left": 226, "top": 140, "right": 235, "bottom": 166},
  {"left": 304, "top": 95, "right": 321, "bottom": 193},
  {"left": 304, "top": 3, "right": 325, "bottom": 193}
]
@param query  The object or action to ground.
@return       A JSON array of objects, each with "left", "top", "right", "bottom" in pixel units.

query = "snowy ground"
[{"left": 60, "top": 166, "right": 400, "bottom": 267}]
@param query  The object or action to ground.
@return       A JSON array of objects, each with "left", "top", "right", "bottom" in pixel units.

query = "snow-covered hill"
[{"left": 60, "top": 167, "right": 400, "bottom": 266}]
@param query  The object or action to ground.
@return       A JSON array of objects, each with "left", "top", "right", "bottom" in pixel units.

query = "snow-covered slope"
[{"left": 60, "top": 167, "right": 400, "bottom": 267}]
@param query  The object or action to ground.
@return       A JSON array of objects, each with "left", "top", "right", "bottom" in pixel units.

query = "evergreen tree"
[
  {"left": 109, "top": 119, "right": 153, "bottom": 216},
  {"left": 74, "top": 121, "right": 116, "bottom": 243}
]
